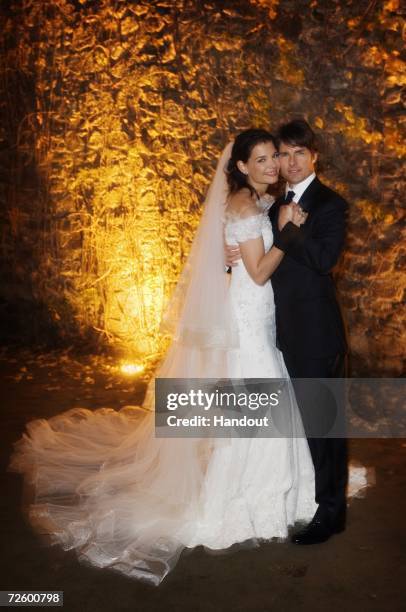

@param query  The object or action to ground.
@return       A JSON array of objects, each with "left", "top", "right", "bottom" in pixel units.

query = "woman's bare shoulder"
[{"left": 226, "top": 189, "right": 259, "bottom": 218}]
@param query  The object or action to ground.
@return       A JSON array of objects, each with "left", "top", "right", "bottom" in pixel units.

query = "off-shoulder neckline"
[{"left": 224, "top": 194, "right": 274, "bottom": 221}]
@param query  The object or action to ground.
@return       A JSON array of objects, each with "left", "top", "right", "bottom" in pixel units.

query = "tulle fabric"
[
  {"left": 10, "top": 404, "right": 212, "bottom": 583},
  {"left": 160, "top": 141, "right": 239, "bottom": 351},
  {"left": 9, "top": 142, "right": 245, "bottom": 586},
  {"left": 8, "top": 144, "right": 247, "bottom": 585},
  {"left": 9, "top": 386, "right": 373, "bottom": 585},
  {"left": 8, "top": 381, "right": 316, "bottom": 586}
]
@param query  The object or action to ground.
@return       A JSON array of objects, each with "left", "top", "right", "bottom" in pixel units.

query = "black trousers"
[{"left": 283, "top": 351, "right": 348, "bottom": 523}]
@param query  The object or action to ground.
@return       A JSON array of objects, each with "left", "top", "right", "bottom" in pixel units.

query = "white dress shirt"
[{"left": 285, "top": 172, "right": 316, "bottom": 202}]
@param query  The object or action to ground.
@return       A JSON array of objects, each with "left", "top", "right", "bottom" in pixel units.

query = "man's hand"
[{"left": 225, "top": 243, "right": 241, "bottom": 267}]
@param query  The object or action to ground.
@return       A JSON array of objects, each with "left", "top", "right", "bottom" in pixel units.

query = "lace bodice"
[
  {"left": 224, "top": 195, "right": 274, "bottom": 249},
  {"left": 223, "top": 195, "right": 276, "bottom": 366}
]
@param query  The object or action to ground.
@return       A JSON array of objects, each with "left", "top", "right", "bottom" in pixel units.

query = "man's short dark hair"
[{"left": 276, "top": 119, "right": 318, "bottom": 152}]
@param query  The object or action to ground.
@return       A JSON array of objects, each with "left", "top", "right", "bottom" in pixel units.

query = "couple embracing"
[
  {"left": 225, "top": 119, "right": 348, "bottom": 546},
  {"left": 10, "top": 119, "right": 351, "bottom": 585}
]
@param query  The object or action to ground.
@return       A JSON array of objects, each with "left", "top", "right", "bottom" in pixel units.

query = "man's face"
[{"left": 278, "top": 142, "right": 318, "bottom": 186}]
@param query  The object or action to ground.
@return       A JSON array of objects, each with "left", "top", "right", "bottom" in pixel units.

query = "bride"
[{"left": 9, "top": 130, "right": 332, "bottom": 585}]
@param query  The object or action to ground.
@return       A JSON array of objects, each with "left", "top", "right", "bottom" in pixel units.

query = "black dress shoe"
[{"left": 291, "top": 516, "right": 345, "bottom": 545}]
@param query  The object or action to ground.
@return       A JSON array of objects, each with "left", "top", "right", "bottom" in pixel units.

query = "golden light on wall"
[
  {"left": 68, "top": 144, "right": 199, "bottom": 359},
  {"left": 1, "top": 0, "right": 404, "bottom": 375}
]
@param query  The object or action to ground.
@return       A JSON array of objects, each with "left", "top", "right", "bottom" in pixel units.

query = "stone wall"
[{"left": 0, "top": 0, "right": 404, "bottom": 374}]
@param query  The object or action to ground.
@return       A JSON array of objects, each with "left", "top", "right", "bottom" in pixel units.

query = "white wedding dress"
[{"left": 9, "top": 198, "right": 320, "bottom": 585}]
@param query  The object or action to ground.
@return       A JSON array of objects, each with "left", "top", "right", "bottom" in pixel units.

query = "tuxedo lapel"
[{"left": 297, "top": 176, "right": 322, "bottom": 213}]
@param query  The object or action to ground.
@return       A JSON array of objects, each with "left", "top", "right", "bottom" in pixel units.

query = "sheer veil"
[
  {"left": 8, "top": 142, "right": 239, "bottom": 587},
  {"left": 156, "top": 141, "right": 238, "bottom": 379}
]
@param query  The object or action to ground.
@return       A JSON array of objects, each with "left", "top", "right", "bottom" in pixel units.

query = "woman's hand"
[
  {"left": 278, "top": 203, "right": 294, "bottom": 231},
  {"left": 279, "top": 202, "right": 308, "bottom": 230},
  {"left": 225, "top": 243, "right": 241, "bottom": 267}
]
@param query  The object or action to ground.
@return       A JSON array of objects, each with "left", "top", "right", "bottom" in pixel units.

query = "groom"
[
  {"left": 270, "top": 119, "right": 348, "bottom": 544},
  {"left": 227, "top": 119, "right": 348, "bottom": 544}
]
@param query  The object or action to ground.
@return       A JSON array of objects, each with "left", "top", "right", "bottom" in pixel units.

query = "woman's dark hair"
[
  {"left": 276, "top": 119, "right": 318, "bottom": 152},
  {"left": 227, "top": 128, "right": 277, "bottom": 197}
]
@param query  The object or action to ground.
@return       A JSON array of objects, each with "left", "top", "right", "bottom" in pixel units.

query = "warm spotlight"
[{"left": 119, "top": 362, "right": 145, "bottom": 376}]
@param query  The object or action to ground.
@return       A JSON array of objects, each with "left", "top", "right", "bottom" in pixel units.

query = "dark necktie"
[{"left": 285, "top": 190, "right": 295, "bottom": 203}]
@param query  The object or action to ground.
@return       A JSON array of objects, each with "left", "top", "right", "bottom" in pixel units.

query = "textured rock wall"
[{"left": 0, "top": 0, "right": 404, "bottom": 374}]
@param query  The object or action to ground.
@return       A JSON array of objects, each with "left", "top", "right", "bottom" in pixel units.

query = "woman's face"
[{"left": 237, "top": 141, "right": 280, "bottom": 192}]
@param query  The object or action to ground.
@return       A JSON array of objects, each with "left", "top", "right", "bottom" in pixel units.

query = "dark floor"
[{"left": 1, "top": 348, "right": 405, "bottom": 612}]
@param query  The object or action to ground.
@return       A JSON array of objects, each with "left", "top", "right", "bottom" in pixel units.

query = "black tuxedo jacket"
[{"left": 269, "top": 177, "right": 348, "bottom": 360}]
